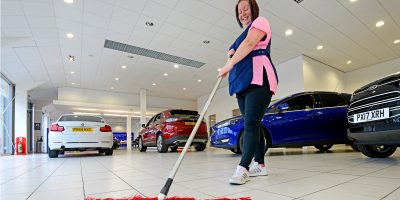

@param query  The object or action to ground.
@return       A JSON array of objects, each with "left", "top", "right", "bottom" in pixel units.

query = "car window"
[
  {"left": 153, "top": 114, "right": 162, "bottom": 124},
  {"left": 316, "top": 93, "right": 348, "bottom": 108},
  {"left": 170, "top": 110, "right": 199, "bottom": 119},
  {"left": 59, "top": 115, "right": 104, "bottom": 122},
  {"left": 146, "top": 116, "right": 155, "bottom": 127},
  {"left": 282, "top": 94, "right": 314, "bottom": 111}
]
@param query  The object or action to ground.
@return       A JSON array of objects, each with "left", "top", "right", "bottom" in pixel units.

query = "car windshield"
[
  {"left": 170, "top": 110, "right": 199, "bottom": 119},
  {"left": 59, "top": 115, "right": 104, "bottom": 122}
]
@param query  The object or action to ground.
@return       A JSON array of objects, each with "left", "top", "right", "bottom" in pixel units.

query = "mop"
[{"left": 86, "top": 77, "right": 251, "bottom": 200}]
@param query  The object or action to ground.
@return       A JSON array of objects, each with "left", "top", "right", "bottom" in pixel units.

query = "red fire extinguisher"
[{"left": 15, "top": 137, "right": 26, "bottom": 155}]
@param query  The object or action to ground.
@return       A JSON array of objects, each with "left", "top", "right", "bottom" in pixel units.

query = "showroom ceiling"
[{"left": 1, "top": 0, "right": 400, "bottom": 101}]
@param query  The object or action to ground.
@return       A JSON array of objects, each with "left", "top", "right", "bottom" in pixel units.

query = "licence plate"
[
  {"left": 72, "top": 128, "right": 93, "bottom": 132},
  {"left": 185, "top": 122, "right": 196, "bottom": 126},
  {"left": 353, "top": 108, "right": 389, "bottom": 123}
]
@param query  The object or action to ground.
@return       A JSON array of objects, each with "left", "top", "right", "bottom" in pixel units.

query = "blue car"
[{"left": 210, "top": 91, "right": 358, "bottom": 154}]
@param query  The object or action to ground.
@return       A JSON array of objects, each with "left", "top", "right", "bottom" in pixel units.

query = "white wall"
[
  {"left": 58, "top": 87, "right": 196, "bottom": 110},
  {"left": 303, "top": 56, "right": 345, "bottom": 93},
  {"left": 344, "top": 58, "right": 400, "bottom": 93},
  {"left": 197, "top": 55, "right": 304, "bottom": 127}
]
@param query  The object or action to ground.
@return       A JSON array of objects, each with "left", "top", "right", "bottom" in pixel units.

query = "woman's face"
[{"left": 238, "top": 1, "right": 252, "bottom": 27}]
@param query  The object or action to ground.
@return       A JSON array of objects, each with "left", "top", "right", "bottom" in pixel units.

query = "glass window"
[
  {"left": 283, "top": 94, "right": 314, "bottom": 111},
  {"left": 169, "top": 110, "right": 199, "bottom": 118},
  {"left": 153, "top": 114, "right": 162, "bottom": 124},
  {"left": 1, "top": 75, "right": 14, "bottom": 155},
  {"left": 146, "top": 116, "right": 155, "bottom": 127},
  {"left": 59, "top": 115, "right": 104, "bottom": 122},
  {"left": 232, "top": 109, "right": 241, "bottom": 117},
  {"left": 316, "top": 93, "right": 348, "bottom": 108}
]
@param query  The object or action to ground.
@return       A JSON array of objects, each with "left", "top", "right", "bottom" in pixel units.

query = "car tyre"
[
  {"left": 138, "top": 137, "right": 147, "bottom": 152},
  {"left": 358, "top": 145, "right": 397, "bottom": 158},
  {"left": 195, "top": 143, "right": 206, "bottom": 151},
  {"left": 48, "top": 149, "right": 58, "bottom": 158},
  {"left": 105, "top": 148, "right": 113, "bottom": 156},
  {"left": 157, "top": 134, "right": 168, "bottom": 153},
  {"left": 238, "top": 129, "right": 269, "bottom": 155},
  {"left": 350, "top": 143, "right": 360, "bottom": 152},
  {"left": 314, "top": 144, "right": 333, "bottom": 151},
  {"left": 170, "top": 146, "right": 178, "bottom": 152}
]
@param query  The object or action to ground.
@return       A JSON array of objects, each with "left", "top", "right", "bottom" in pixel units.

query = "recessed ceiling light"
[
  {"left": 317, "top": 45, "right": 324, "bottom": 50},
  {"left": 70, "top": 71, "right": 75, "bottom": 75},
  {"left": 174, "top": 64, "right": 179, "bottom": 69},
  {"left": 394, "top": 39, "right": 400, "bottom": 44},
  {"left": 64, "top": 0, "right": 74, "bottom": 4},
  {"left": 66, "top": 33, "right": 74, "bottom": 39},
  {"left": 346, "top": 60, "right": 352, "bottom": 65},
  {"left": 152, "top": 83, "right": 156, "bottom": 86},
  {"left": 145, "top": 21, "right": 154, "bottom": 26},
  {"left": 121, "top": 65, "right": 127, "bottom": 69},
  {"left": 110, "top": 86, "right": 114, "bottom": 90},
  {"left": 183, "top": 88, "right": 187, "bottom": 91},
  {"left": 349, "top": 0, "right": 357, "bottom": 2},
  {"left": 197, "top": 79, "right": 202, "bottom": 83},
  {"left": 164, "top": 73, "right": 168, "bottom": 76},
  {"left": 68, "top": 55, "right": 75, "bottom": 62},
  {"left": 115, "top": 77, "right": 119, "bottom": 81},
  {"left": 285, "top": 29, "right": 293, "bottom": 36},
  {"left": 203, "top": 40, "right": 210, "bottom": 44},
  {"left": 376, "top": 20, "right": 384, "bottom": 28},
  {"left": 71, "top": 82, "right": 76, "bottom": 85}
]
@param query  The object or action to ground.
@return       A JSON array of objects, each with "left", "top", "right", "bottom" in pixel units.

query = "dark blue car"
[{"left": 210, "top": 91, "right": 358, "bottom": 154}]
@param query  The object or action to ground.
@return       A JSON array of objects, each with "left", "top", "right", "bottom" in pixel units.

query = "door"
[
  {"left": 142, "top": 116, "right": 155, "bottom": 144},
  {"left": 267, "top": 94, "right": 316, "bottom": 144}
]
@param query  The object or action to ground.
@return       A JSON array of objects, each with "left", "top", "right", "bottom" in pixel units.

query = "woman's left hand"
[{"left": 218, "top": 61, "right": 234, "bottom": 78}]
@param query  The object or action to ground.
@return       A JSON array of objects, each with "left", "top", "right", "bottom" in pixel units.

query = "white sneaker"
[
  {"left": 229, "top": 165, "right": 250, "bottom": 185},
  {"left": 249, "top": 162, "right": 268, "bottom": 177}
]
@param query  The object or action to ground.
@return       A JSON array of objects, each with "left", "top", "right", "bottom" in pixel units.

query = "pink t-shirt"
[{"left": 248, "top": 17, "right": 278, "bottom": 95}]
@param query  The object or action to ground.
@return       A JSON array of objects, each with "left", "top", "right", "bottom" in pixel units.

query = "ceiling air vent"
[
  {"left": 293, "top": 0, "right": 304, "bottom": 3},
  {"left": 104, "top": 39, "right": 205, "bottom": 68}
]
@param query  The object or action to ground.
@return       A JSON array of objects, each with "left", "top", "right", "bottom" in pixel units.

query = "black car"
[{"left": 348, "top": 72, "right": 400, "bottom": 158}]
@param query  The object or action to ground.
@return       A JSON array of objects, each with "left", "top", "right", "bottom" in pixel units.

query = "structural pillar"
[
  {"left": 126, "top": 115, "right": 132, "bottom": 150},
  {"left": 140, "top": 88, "right": 147, "bottom": 126}
]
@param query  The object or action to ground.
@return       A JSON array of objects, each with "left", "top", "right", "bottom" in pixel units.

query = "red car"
[{"left": 138, "top": 109, "right": 208, "bottom": 153}]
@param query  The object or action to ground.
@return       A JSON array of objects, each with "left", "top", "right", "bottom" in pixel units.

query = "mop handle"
[{"left": 158, "top": 77, "right": 223, "bottom": 200}]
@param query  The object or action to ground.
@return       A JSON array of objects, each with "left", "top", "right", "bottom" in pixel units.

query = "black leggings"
[{"left": 236, "top": 70, "right": 272, "bottom": 169}]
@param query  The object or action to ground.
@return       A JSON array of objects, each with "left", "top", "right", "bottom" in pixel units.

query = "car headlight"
[
  {"left": 215, "top": 118, "right": 240, "bottom": 129},
  {"left": 350, "top": 93, "right": 354, "bottom": 102}
]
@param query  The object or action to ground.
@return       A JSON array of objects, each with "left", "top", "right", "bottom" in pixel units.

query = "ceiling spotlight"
[
  {"left": 68, "top": 55, "right": 75, "bottom": 62},
  {"left": 71, "top": 82, "right": 76, "bottom": 85},
  {"left": 317, "top": 45, "right": 324, "bottom": 50},
  {"left": 110, "top": 86, "right": 114, "bottom": 90},
  {"left": 70, "top": 71, "right": 75, "bottom": 75},
  {"left": 66, "top": 33, "right": 74, "bottom": 39},
  {"left": 346, "top": 60, "right": 352, "bottom": 65},
  {"left": 145, "top": 21, "right": 154, "bottom": 26},
  {"left": 394, "top": 39, "right": 400, "bottom": 44},
  {"left": 121, "top": 65, "right": 127, "bottom": 69},
  {"left": 203, "top": 40, "right": 210, "bottom": 44},
  {"left": 349, "top": 0, "right": 357, "bottom": 2},
  {"left": 183, "top": 88, "right": 187, "bottom": 91},
  {"left": 174, "top": 64, "right": 179, "bottom": 69},
  {"left": 197, "top": 79, "right": 202, "bottom": 83},
  {"left": 376, "top": 20, "right": 384, "bottom": 28},
  {"left": 164, "top": 73, "right": 168, "bottom": 76},
  {"left": 64, "top": 0, "right": 74, "bottom": 4},
  {"left": 152, "top": 83, "right": 156, "bottom": 86},
  {"left": 115, "top": 77, "right": 119, "bottom": 81},
  {"left": 285, "top": 29, "right": 293, "bottom": 36}
]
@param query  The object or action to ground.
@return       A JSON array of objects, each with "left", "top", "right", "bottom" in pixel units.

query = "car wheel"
[
  {"left": 105, "top": 148, "right": 113, "bottom": 156},
  {"left": 358, "top": 145, "right": 397, "bottom": 158},
  {"left": 99, "top": 150, "right": 105, "bottom": 154},
  {"left": 314, "top": 144, "right": 333, "bottom": 151},
  {"left": 238, "top": 129, "right": 269, "bottom": 155},
  {"left": 350, "top": 143, "right": 360, "bottom": 152},
  {"left": 48, "top": 149, "right": 58, "bottom": 158},
  {"left": 138, "top": 137, "right": 147, "bottom": 152},
  {"left": 157, "top": 134, "right": 168, "bottom": 153},
  {"left": 170, "top": 146, "right": 178, "bottom": 152},
  {"left": 195, "top": 143, "right": 206, "bottom": 151}
]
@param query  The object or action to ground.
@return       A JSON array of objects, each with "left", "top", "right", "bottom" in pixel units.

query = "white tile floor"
[{"left": 1, "top": 145, "right": 399, "bottom": 200}]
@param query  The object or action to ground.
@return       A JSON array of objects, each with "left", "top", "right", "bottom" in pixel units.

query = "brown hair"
[{"left": 235, "top": 0, "right": 259, "bottom": 28}]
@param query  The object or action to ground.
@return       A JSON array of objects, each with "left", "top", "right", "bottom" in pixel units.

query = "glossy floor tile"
[{"left": 1, "top": 145, "right": 399, "bottom": 200}]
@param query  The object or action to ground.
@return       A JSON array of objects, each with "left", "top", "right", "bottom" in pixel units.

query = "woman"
[{"left": 218, "top": 0, "right": 278, "bottom": 185}]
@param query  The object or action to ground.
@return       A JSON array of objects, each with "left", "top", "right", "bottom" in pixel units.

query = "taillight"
[
  {"left": 100, "top": 125, "right": 112, "bottom": 132},
  {"left": 50, "top": 124, "right": 64, "bottom": 132}
]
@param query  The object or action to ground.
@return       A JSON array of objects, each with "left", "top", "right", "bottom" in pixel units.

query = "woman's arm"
[{"left": 219, "top": 28, "right": 266, "bottom": 77}]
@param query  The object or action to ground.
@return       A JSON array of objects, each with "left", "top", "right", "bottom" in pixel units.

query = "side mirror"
[
  {"left": 277, "top": 103, "right": 289, "bottom": 113},
  {"left": 141, "top": 124, "right": 146, "bottom": 128}
]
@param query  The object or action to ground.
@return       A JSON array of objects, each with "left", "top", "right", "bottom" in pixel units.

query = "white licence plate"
[{"left": 353, "top": 108, "right": 389, "bottom": 123}]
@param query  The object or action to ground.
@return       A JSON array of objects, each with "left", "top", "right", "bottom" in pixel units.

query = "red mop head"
[{"left": 85, "top": 196, "right": 251, "bottom": 200}]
